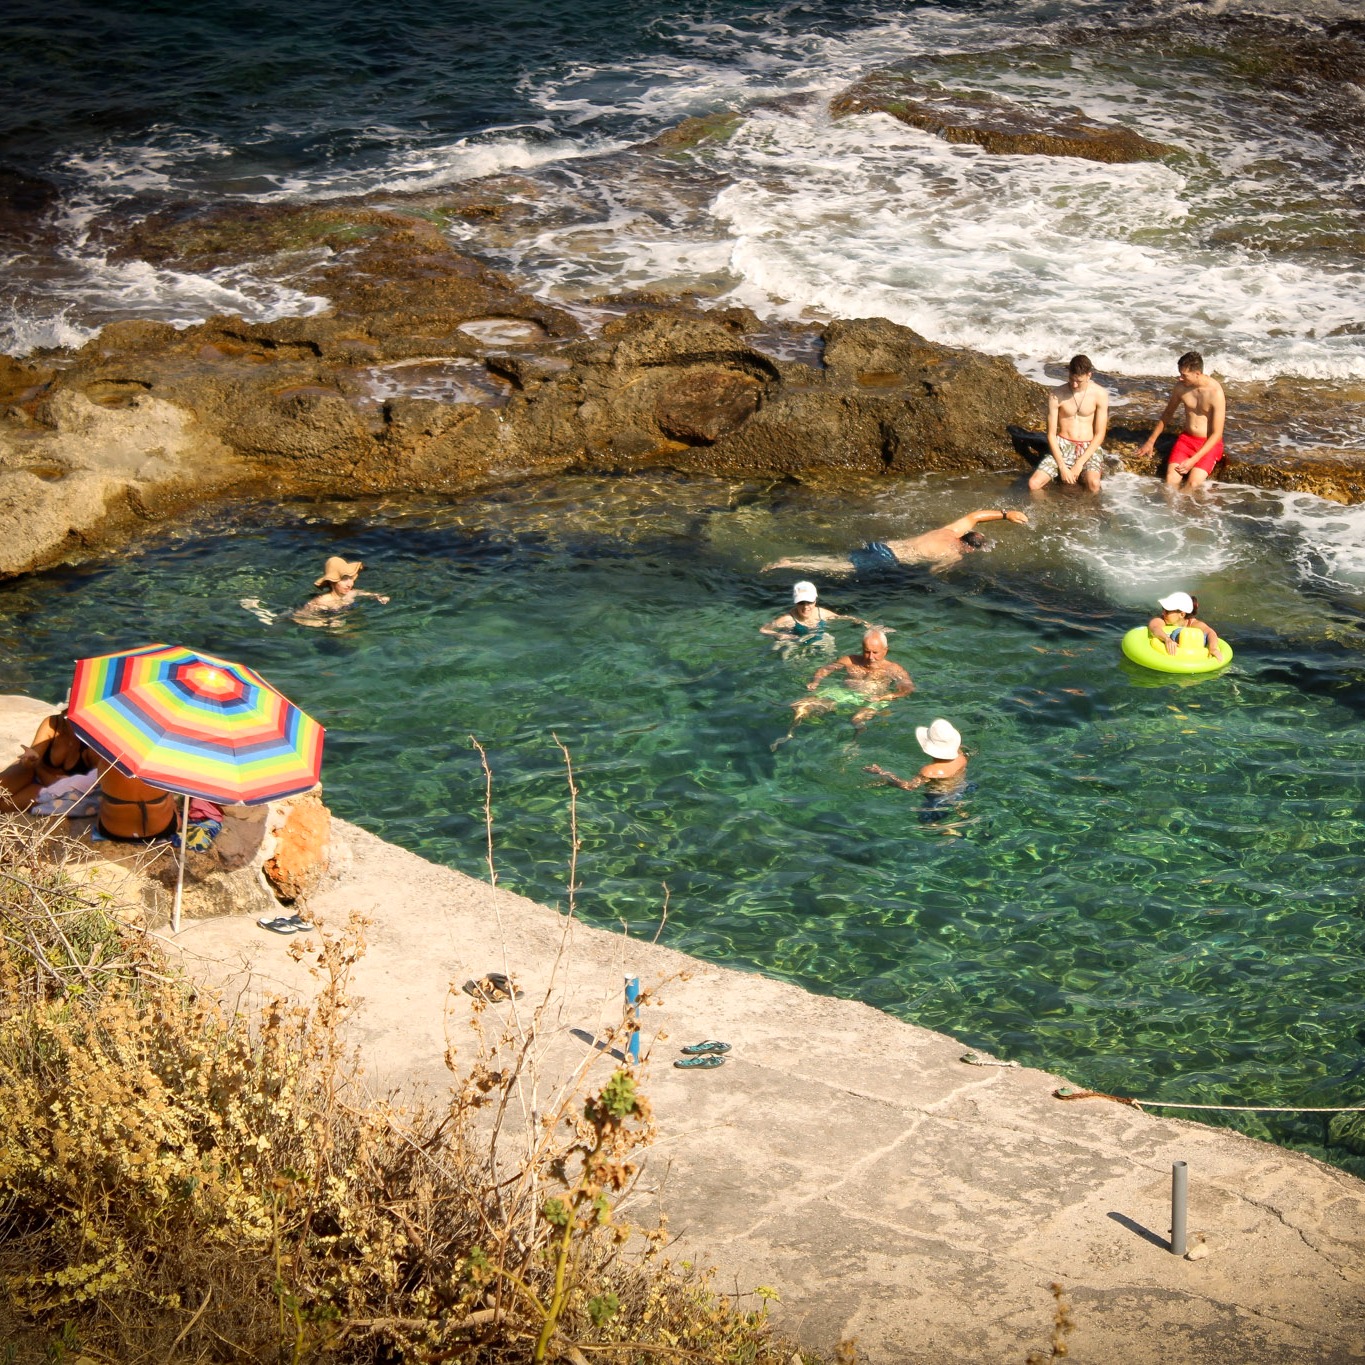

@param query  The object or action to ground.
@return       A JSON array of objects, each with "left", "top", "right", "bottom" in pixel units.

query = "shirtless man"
[
  {"left": 764, "top": 508, "right": 1029, "bottom": 577},
  {"left": 1029, "top": 354, "right": 1110, "bottom": 493},
  {"left": 1134, "top": 350, "right": 1227, "bottom": 489},
  {"left": 780, "top": 629, "right": 914, "bottom": 744}
]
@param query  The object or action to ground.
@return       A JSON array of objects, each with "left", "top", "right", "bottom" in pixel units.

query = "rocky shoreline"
[{"left": 2, "top": 197, "right": 1364, "bottom": 580}]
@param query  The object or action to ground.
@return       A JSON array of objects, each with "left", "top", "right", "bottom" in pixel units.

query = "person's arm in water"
[
  {"left": 942, "top": 508, "right": 1030, "bottom": 537},
  {"left": 1135, "top": 385, "right": 1185, "bottom": 461},
  {"left": 808, "top": 655, "right": 853, "bottom": 690},
  {"left": 865, "top": 754, "right": 965, "bottom": 790},
  {"left": 760, "top": 612, "right": 798, "bottom": 638},
  {"left": 881, "top": 661, "right": 915, "bottom": 701},
  {"left": 820, "top": 607, "right": 886, "bottom": 630},
  {"left": 353, "top": 590, "right": 391, "bottom": 603}
]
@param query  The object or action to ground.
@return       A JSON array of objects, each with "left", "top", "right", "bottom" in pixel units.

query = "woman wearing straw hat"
[
  {"left": 865, "top": 718, "right": 967, "bottom": 792},
  {"left": 296, "top": 556, "right": 390, "bottom": 620}
]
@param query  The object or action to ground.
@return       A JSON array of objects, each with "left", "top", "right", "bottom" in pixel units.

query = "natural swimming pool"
[{"left": 3, "top": 469, "right": 1364, "bottom": 1170}]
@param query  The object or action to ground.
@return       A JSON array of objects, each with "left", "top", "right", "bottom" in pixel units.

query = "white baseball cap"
[
  {"left": 916, "top": 718, "right": 962, "bottom": 761},
  {"left": 792, "top": 581, "right": 818, "bottom": 604},
  {"left": 1158, "top": 592, "right": 1194, "bottom": 613}
]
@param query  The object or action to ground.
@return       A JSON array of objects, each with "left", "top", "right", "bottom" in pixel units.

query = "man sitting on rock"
[
  {"left": 764, "top": 507, "right": 1029, "bottom": 577},
  {"left": 1029, "top": 354, "right": 1110, "bottom": 494}
]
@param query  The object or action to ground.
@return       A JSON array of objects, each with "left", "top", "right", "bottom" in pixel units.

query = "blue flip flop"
[
  {"left": 257, "top": 916, "right": 299, "bottom": 935},
  {"left": 681, "top": 1040, "right": 731, "bottom": 1055},
  {"left": 674, "top": 1054, "right": 726, "bottom": 1070}
]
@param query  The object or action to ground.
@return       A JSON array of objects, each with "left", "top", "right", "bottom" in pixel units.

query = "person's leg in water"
[
  {"left": 764, "top": 554, "right": 855, "bottom": 575},
  {"left": 772, "top": 695, "right": 836, "bottom": 750}
]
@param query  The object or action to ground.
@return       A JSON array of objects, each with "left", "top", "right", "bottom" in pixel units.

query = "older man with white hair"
[{"left": 776, "top": 628, "right": 914, "bottom": 748}]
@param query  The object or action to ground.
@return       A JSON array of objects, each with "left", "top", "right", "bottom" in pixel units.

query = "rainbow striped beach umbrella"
[{"left": 68, "top": 643, "right": 324, "bottom": 806}]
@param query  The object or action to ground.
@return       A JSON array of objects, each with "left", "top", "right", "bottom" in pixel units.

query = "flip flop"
[
  {"left": 674, "top": 1054, "right": 726, "bottom": 1070},
  {"left": 257, "top": 916, "right": 299, "bottom": 935},
  {"left": 284, "top": 913, "right": 315, "bottom": 931},
  {"left": 461, "top": 972, "right": 523, "bottom": 1003},
  {"left": 680, "top": 1041, "right": 731, "bottom": 1055}
]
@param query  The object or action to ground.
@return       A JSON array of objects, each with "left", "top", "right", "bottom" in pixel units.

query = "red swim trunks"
[{"left": 1170, "top": 431, "right": 1224, "bottom": 476}]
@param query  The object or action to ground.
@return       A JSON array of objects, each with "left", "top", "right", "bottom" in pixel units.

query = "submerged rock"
[{"left": 830, "top": 71, "right": 1175, "bottom": 163}]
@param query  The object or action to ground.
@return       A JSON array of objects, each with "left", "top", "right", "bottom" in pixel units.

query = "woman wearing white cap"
[
  {"left": 865, "top": 718, "right": 967, "bottom": 792},
  {"left": 760, "top": 581, "right": 873, "bottom": 648},
  {"left": 1148, "top": 592, "right": 1223, "bottom": 661}
]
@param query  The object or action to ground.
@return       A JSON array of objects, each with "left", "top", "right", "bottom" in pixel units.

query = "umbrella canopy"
[{"left": 68, "top": 643, "right": 324, "bottom": 805}]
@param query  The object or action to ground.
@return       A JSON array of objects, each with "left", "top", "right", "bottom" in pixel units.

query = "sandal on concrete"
[
  {"left": 257, "top": 916, "right": 299, "bottom": 935},
  {"left": 680, "top": 1040, "right": 731, "bottom": 1055},
  {"left": 284, "top": 913, "right": 315, "bottom": 931},
  {"left": 462, "top": 972, "right": 523, "bottom": 1003},
  {"left": 674, "top": 1054, "right": 726, "bottom": 1070}
]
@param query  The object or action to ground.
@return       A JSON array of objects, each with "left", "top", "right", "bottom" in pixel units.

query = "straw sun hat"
[{"left": 315, "top": 556, "right": 364, "bottom": 587}]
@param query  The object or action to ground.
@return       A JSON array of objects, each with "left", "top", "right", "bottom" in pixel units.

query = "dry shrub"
[{"left": 0, "top": 817, "right": 808, "bottom": 1364}]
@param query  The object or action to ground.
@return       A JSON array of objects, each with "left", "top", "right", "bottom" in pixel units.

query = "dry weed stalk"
[{"left": 0, "top": 765, "right": 802, "bottom": 1364}]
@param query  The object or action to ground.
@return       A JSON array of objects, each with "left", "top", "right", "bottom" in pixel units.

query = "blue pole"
[{"left": 624, "top": 976, "right": 641, "bottom": 1063}]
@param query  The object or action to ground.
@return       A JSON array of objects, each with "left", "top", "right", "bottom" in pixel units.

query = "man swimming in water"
[
  {"left": 1029, "top": 354, "right": 1110, "bottom": 494},
  {"left": 778, "top": 628, "right": 913, "bottom": 746},
  {"left": 1133, "top": 350, "right": 1227, "bottom": 489},
  {"left": 764, "top": 508, "right": 1029, "bottom": 576}
]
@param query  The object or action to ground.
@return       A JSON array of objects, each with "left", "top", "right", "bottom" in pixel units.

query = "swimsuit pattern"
[
  {"left": 848, "top": 541, "right": 899, "bottom": 574},
  {"left": 1036, "top": 436, "right": 1109, "bottom": 481}
]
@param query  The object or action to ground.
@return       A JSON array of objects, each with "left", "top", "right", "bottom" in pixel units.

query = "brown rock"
[
  {"left": 263, "top": 790, "right": 331, "bottom": 904},
  {"left": 655, "top": 368, "right": 762, "bottom": 444},
  {"left": 831, "top": 72, "right": 1175, "bottom": 163}
]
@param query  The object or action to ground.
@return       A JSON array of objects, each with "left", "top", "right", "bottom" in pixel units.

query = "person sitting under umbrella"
[
  {"left": 0, "top": 704, "right": 101, "bottom": 813},
  {"left": 96, "top": 765, "right": 178, "bottom": 840}
]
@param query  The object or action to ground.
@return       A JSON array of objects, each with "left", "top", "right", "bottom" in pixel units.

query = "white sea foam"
[
  {"left": 11, "top": 0, "right": 1365, "bottom": 382},
  {"left": 508, "top": 4, "right": 1365, "bottom": 383},
  {"left": 1275, "top": 493, "right": 1365, "bottom": 589}
]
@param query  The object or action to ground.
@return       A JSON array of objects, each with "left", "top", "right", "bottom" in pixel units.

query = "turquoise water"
[{"left": 3, "top": 471, "right": 1365, "bottom": 1168}]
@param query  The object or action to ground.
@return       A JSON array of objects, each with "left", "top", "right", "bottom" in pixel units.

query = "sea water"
[
  {"left": 2, "top": 470, "right": 1364, "bottom": 1170},
  {"left": 3, "top": 0, "right": 1364, "bottom": 390}
]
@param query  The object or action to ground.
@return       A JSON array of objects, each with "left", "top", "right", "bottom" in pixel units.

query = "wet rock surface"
[
  {"left": 830, "top": 70, "right": 1176, "bottom": 163},
  {"left": 1, "top": 198, "right": 1363, "bottom": 578}
]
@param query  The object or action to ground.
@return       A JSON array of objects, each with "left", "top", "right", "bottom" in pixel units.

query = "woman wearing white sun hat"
[{"left": 865, "top": 718, "right": 967, "bottom": 791}]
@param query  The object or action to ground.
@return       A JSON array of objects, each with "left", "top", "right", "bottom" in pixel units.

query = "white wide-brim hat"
[
  {"left": 916, "top": 718, "right": 962, "bottom": 761},
  {"left": 1158, "top": 591, "right": 1194, "bottom": 613},
  {"left": 792, "top": 580, "right": 818, "bottom": 604}
]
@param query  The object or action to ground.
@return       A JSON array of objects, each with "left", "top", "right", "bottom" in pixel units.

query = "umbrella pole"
[{"left": 172, "top": 792, "right": 189, "bottom": 933}]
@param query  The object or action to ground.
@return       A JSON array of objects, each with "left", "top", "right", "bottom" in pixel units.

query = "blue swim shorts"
[{"left": 848, "top": 541, "right": 899, "bottom": 574}]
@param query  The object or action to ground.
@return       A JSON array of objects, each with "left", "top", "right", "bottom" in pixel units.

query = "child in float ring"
[{"left": 1148, "top": 591, "right": 1224, "bottom": 662}]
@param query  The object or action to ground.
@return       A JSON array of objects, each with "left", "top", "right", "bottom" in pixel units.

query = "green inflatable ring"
[{"left": 1121, "top": 625, "right": 1233, "bottom": 675}]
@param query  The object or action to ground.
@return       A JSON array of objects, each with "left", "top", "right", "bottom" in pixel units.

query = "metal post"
[
  {"left": 624, "top": 976, "right": 640, "bottom": 1063},
  {"left": 1170, "top": 1161, "right": 1188, "bottom": 1255},
  {"left": 172, "top": 792, "right": 190, "bottom": 934}
]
